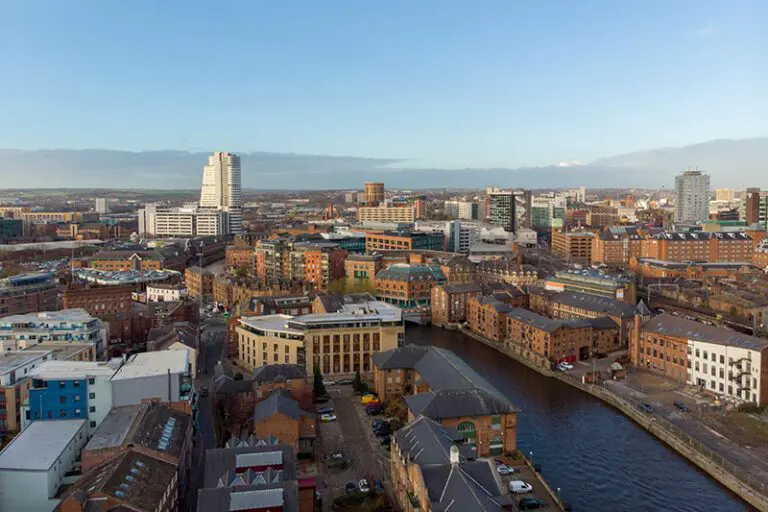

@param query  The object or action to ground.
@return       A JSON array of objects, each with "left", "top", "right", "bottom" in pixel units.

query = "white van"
[{"left": 508, "top": 480, "right": 533, "bottom": 494}]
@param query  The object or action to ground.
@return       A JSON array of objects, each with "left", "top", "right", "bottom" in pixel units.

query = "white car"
[
  {"left": 358, "top": 478, "right": 371, "bottom": 493},
  {"left": 320, "top": 413, "right": 337, "bottom": 422},
  {"left": 559, "top": 362, "right": 574, "bottom": 370},
  {"left": 508, "top": 480, "right": 534, "bottom": 494},
  {"left": 496, "top": 464, "right": 516, "bottom": 475}
]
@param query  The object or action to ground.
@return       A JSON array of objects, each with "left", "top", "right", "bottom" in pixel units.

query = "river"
[{"left": 406, "top": 325, "right": 750, "bottom": 512}]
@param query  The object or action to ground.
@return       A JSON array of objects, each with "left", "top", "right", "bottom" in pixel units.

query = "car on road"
[
  {"left": 640, "top": 403, "right": 653, "bottom": 413},
  {"left": 320, "top": 413, "right": 337, "bottom": 422},
  {"left": 365, "top": 405, "right": 382, "bottom": 416},
  {"left": 358, "top": 478, "right": 371, "bottom": 493},
  {"left": 322, "top": 379, "right": 336, "bottom": 386},
  {"left": 317, "top": 407, "right": 335, "bottom": 415},
  {"left": 335, "top": 378, "right": 353, "bottom": 385},
  {"left": 313, "top": 394, "right": 330, "bottom": 404},
  {"left": 373, "top": 426, "right": 391, "bottom": 437},
  {"left": 508, "top": 480, "right": 534, "bottom": 494},
  {"left": 345, "top": 482, "right": 357, "bottom": 494},
  {"left": 519, "top": 497, "right": 546, "bottom": 510},
  {"left": 199, "top": 385, "right": 209, "bottom": 397},
  {"left": 560, "top": 362, "right": 574, "bottom": 370},
  {"left": 496, "top": 464, "right": 516, "bottom": 475},
  {"left": 361, "top": 394, "right": 380, "bottom": 405},
  {"left": 673, "top": 401, "right": 690, "bottom": 412}
]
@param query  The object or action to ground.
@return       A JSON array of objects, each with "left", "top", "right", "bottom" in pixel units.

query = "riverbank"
[{"left": 459, "top": 327, "right": 768, "bottom": 512}]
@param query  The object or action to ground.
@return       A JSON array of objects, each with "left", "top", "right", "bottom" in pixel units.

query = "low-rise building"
[
  {"left": 431, "top": 282, "right": 484, "bottom": 325},
  {"left": 146, "top": 282, "right": 187, "bottom": 302},
  {"left": 235, "top": 299, "right": 404, "bottom": 378},
  {"left": 551, "top": 229, "right": 594, "bottom": 263},
  {"left": 466, "top": 289, "right": 529, "bottom": 341},
  {"left": 146, "top": 322, "right": 198, "bottom": 374},
  {"left": 225, "top": 244, "right": 256, "bottom": 270},
  {"left": 252, "top": 388, "right": 316, "bottom": 457},
  {"left": 374, "top": 263, "right": 447, "bottom": 308},
  {"left": 0, "top": 309, "right": 108, "bottom": 360},
  {"left": 629, "top": 257, "right": 756, "bottom": 280},
  {"left": 185, "top": 265, "right": 214, "bottom": 300},
  {"left": 391, "top": 415, "right": 511, "bottom": 512},
  {"left": 0, "top": 272, "right": 58, "bottom": 316},
  {"left": 591, "top": 230, "right": 643, "bottom": 265},
  {"left": 110, "top": 350, "right": 193, "bottom": 411},
  {"left": 344, "top": 253, "right": 383, "bottom": 289},
  {"left": 0, "top": 350, "right": 54, "bottom": 434},
  {"left": 544, "top": 268, "right": 636, "bottom": 303},
  {"left": 372, "top": 345, "right": 519, "bottom": 457},
  {"left": 365, "top": 231, "right": 444, "bottom": 253},
  {"left": 0, "top": 419, "right": 88, "bottom": 512},
  {"left": 82, "top": 246, "right": 186, "bottom": 272},
  {"left": 62, "top": 284, "right": 133, "bottom": 318}
]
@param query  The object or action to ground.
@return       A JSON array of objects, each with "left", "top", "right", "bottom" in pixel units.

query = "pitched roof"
[
  {"left": 422, "top": 462, "right": 509, "bottom": 512},
  {"left": 405, "top": 388, "right": 519, "bottom": 419},
  {"left": 203, "top": 444, "right": 296, "bottom": 488},
  {"left": 252, "top": 389, "right": 313, "bottom": 423},
  {"left": 371, "top": 344, "right": 430, "bottom": 369},
  {"left": 196, "top": 482, "right": 300, "bottom": 512},
  {"left": 555, "top": 291, "right": 637, "bottom": 318},
  {"left": 394, "top": 416, "right": 466, "bottom": 466},
  {"left": 642, "top": 314, "right": 768, "bottom": 351},
  {"left": 251, "top": 364, "right": 307, "bottom": 383}
]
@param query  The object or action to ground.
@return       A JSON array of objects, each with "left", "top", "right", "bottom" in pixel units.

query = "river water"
[{"left": 407, "top": 325, "right": 750, "bottom": 512}]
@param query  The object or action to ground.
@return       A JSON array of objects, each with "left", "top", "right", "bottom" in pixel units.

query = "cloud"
[
  {"left": 556, "top": 160, "right": 584, "bottom": 168},
  {"left": 698, "top": 26, "right": 726, "bottom": 37}
]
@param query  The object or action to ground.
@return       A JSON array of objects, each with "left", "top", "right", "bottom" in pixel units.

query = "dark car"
[
  {"left": 345, "top": 482, "right": 357, "bottom": 494},
  {"left": 365, "top": 405, "right": 382, "bottom": 415},
  {"left": 379, "top": 435, "right": 391, "bottom": 446},
  {"left": 640, "top": 403, "right": 653, "bottom": 413},
  {"left": 673, "top": 401, "right": 690, "bottom": 412},
  {"left": 199, "top": 386, "right": 209, "bottom": 397},
  {"left": 317, "top": 407, "right": 335, "bottom": 415},
  {"left": 313, "top": 394, "right": 330, "bottom": 404},
  {"left": 372, "top": 419, "right": 388, "bottom": 429},
  {"left": 519, "top": 497, "right": 546, "bottom": 510},
  {"left": 374, "top": 425, "right": 391, "bottom": 436},
  {"left": 335, "top": 378, "right": 354, "bottom": 386}
]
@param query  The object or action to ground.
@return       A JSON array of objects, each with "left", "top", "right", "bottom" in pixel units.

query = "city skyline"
[{"left": 2, "top": 1, "right": 766, "bottom": 171}]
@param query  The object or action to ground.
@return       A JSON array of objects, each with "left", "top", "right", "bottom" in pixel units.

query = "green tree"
[
  {"left": 233, "top": 372, "right": 244, "bottom": 381},
  {"left": 353, "top": 370, "right": 362, "bottom": 391},
  {"left": 313, "top": 364, "right": 327, "bottom": 398}
]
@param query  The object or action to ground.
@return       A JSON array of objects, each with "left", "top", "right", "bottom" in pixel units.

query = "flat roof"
[
  {"left": 31, "top": 360, "right": 118, "bottom": 380},
  {"left": 110, "top": 350, "right": 189, "bottom": 381},
  {"left": 239, "top": 315, "right": 304, "bottom": 335},
  {"left": 84, "top": 405, "right": 142, "bottom": 451},
  {"left": 0, "top": 308, "right": 96, "bottom": 325},
  {"left": 0, "top": 350, "right": 52, "bottom": 376},
  {"left": 0, "top": 419, "right": 86, "bottom": 471}
]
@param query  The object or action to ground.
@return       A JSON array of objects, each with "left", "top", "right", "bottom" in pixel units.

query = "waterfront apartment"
[
  {"left": 391, "top": 415, "right": 510, "bottom": 512},
  {"left": 0, "top": 272, "right": 58, "bottom": 316},
  {"left": 632, "top": 314, "right": 768, "bottom": 404},
  {"left": 235, "top": 299, "right": 404, "bottom": 378},
  {"left": 372, "top": 345, "right": 519, "bottom": 457},
  {"left": 0, "top": 309, "right": 108, "bottom": 360},
  {"left": 374, "top": 263, "right": 447, "bottom": 309}
]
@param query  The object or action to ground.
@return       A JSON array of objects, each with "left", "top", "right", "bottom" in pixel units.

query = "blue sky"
[{"left": 1, "top": 0, "right": 766, "bottom": 168}]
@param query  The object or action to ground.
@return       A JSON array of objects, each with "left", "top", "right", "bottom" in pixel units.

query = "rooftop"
[
  {"left": 0, "top": 419, "right": 85, "bottom": 471},
  {"left": 642, "top": 314, "right": 768, "bottom": 351},
  {"left": 0, "top": 350, "right": 52, "bottom": 376},
  {"left": 651, "top": 231, "right": 751, "bottom": 241},
  {"left": 252, "top": 364, "right": 306, "bottom": 383},
  {"left": 239, "top": 315, "right": 304, "bottom": 335},
  {"left": 30, "top": 360, "right": 118, "bottom": 380},
  {"left": 554, "top": 291, "right": 637, "bottom": 318},
  {"left": 405, "top": 388, "right": 520, "bottom": 419},
  {"left": 0, "top": 308, "right": 98, "bottom": 326},
  {"left": 110, "top": 350, "right": 189, "bottom": 381},
  {"left": 253, "top": 389, "right": 314, "bottom": 423},
  {"left": 375, "top": 264, "right": 446, "bottom": 282}
]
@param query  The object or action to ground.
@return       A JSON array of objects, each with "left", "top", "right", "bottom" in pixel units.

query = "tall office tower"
[
  {"left": 742, "top": 187, "right": 768, "bottom": 229},
  {"left": 200, "top": 151, "right": 242, "bottom": 234},
  {"left": 715, "top": 188, "right": 735, "bottom": 202},
  {"left": 513, "top": 190, "right": 532, "bottom": 230},
  {"left": 489, "top": 191, "right": 515, "bottom": 232},
  {"left": 674, "top": 170, "right": 710, "bottom": 224},
  {"left": 94, "top": 197, "right": 109, "bottom": 214},
  {"left": 362, "top": 182, "right": 385, "bottom": 206}
]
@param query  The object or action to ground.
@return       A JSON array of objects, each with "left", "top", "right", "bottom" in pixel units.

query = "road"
[{"left": 185, "top": 315, "right": 226, "bottom": 511}]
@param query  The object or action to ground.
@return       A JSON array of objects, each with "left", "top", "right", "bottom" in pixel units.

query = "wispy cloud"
[
  {"left": 556, "top": 160, "right": 584, "bottom": 168},
  {"left": 698, "top": 26, "right": 726, "bottom": 37}
]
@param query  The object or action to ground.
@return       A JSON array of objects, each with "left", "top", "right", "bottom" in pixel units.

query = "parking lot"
[
  {"left": 496, "top": 459, "right": 562, "bottom": 510},
  {"left": 316, "top": 385, "right": 391, "bottom": 511}
]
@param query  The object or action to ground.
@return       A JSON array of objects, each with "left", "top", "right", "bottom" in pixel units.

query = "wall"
[{"left": 111, "top": 373, "right": 181, "bottom": 407}]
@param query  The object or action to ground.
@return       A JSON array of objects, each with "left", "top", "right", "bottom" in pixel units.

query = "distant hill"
[{"left": 0, "top": 137, "right": 765, "bottom": 190}]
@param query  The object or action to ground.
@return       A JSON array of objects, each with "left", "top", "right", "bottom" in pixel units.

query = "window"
[
  {"left": 711, "top": 367, "right": 716, "bottom": 377},
  {"left": 60, "top": 409, "right": 67, "bottom": 417},
  {"left": 59, "top": 381, "right": 66, "bottom": 389},
  {"left": 59, "top": 396, "right": 66, "bottom": 404},
  {"left": 491, "top": 415, "right": 502, "bottom": 430},
  {"left": 89, "top": 393, "right": 95, "bottom": 399},
  {"left": 89, "top": 406, "right": 95, "bottom": 413},
  {"left": 719, "top": 369, "right": 724, "bottom": 379},
  {"left": 719, "top": 383, "right": 724, "bottom": 392},
  {"left": 695, "top": 349, "right": 700, "bottom": 358},
  {"left": 720, "top": 355, "right": 725, "bottom": 364},
  {"left": 73, "top": 381, "right": 80, "bottom": 388},
  {"left": 90, "top": 421, "right": 96, "bottom": 428},
  {"left": 711, "top": 353, "right": 716, "bottom": 362},
  {"left": 74, "top": 395, "right": 80, "bottom": 402},
  {"left": 710, "top": 380, "right": 716, "bottom": 390}
]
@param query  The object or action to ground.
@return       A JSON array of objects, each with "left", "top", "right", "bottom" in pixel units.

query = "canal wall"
[{"left": 461, "top": 328, "right": 768, "bottom": 512}]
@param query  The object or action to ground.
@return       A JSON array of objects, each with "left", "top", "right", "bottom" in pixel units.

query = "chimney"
[{"left": 449, "top": 445, "right": 460, "bottom": 466}]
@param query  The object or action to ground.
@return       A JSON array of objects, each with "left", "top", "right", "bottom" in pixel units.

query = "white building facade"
[
  {"left": 200, "top": 151, "right": 243, "bottom": 234},
  {"left": 687, "top": 338, "right": 766, "bottom": 404},
  {"left": 138, "top": 203, "right": 229, "bottom": 237},
  {"left": 146, "top": 283, "right": 187, "bottom": 302},
  {"left": 674, "top": 170, "right": 710, "bottom": 224}
]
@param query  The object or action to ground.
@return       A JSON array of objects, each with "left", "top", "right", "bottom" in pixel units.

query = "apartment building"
[
  {"left": 0, "top": 350, "right": 54, "bottom": 433},
  {"left": 225, "top": 244, "right": 255, "bottom": 270},
  {"left": 0, "top": 272, "right": 58, "bottom": 316},
  {"left": 235, "top": 299, "right": 404, "bottom": 378},
  {"left": 544, "top": 268, "right": 636, "bottom": 303},
  {"left": 63, "top": 284, "right": 133, "bottom": 318},
  {"left": 632, "top": 314, "right": 768, "bottom": 404},
  {"left": 358, "top": 205, "right": 416, "bottom": 223},
  {"left": 138, "top": 203, "right": 230, "bottom": 237},
  {"left": 146, "top": 283, "right": 187, "bottom": 303},
  {"left": 21, "top": 211, "right": 99, "bottom": 223},
  {"left": 431, "top": 282, "right": 484, "bottom": 325},
  {"left": 185, "top": 266, "right": 214, "bottom": 300},
  {"left": 755, "top": 240, "right": 768, "bottom": 269},
  {"left": 253, "top": 239, "right": 346, "bottom": 289},
  {"left": 374, "top": 263, "right": 447, "bottom": 309},
  {"left": 372, "top": 345, "right": 519, "bottom": 457},
  {"left": 591, "top": 230, "right": 643, "bottom": 265},
  {"left": 641, "top": 232, "right": 753, "bottom": 263},
  {"left": 83, "top": 246, "right": 186, "bottom": 272},
  {"left": 0, "top": 309, "right": 108, "bottom": 360},
  {"left": 344, "top": 253, "right": 383, "bottom": 289},
  {"left": 551, "top": 230, "right": 594, "bottom": 263}
]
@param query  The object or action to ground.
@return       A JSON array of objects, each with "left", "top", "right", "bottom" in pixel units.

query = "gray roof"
[
  {"left": 252, "top": 388, "right": 313, "bottom": 423},
  {"left": 196, "top": 482, "right": 299, "bottom": 512},
  {"left": 203, "top": 444, "right": 296, "bottom": 488},
  {"left": 555, "top": 291, "right": 637, "bottom": 318},
  {"left": 371, "top": 344, "right": 431, "bottom": 369},
  {"left": 422, "top": 462, "right": 510, "bottom": 512},
  {"left": 642, "top": 314, "right": 768, "bottom": 351},
  {"left": 394, "top": 415, "right": 466, "bottom": 466},
  {"left": 636, "top": 299, "right": 653, "bottom": 317},
  {"left": 251, "top": 364, "right": 307, "bottom": 383},
  {"left": 443, "top": 282, "right": 484, "bottom": 294},
  {"left": 587, "top": 316, "right": 621, "bottom": 330},
  {"left": 405, "top": 388, "right": 520, "bottom": 419},
  {"left": 507, "top": 308, "right": 615, "bottom": 332},
  {"left": 215, "top": 374, "right": 254, "bottom": 394}
]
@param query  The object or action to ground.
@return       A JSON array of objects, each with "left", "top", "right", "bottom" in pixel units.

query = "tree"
[
  {"left": 313, "top": 364, "right": 327, "bottom": 398},
  {"left": 233, "top": 372, "right": 244, "bottom": 381},
  {"left": 353, "top": 370, "right": 362, "bottom": 391}
]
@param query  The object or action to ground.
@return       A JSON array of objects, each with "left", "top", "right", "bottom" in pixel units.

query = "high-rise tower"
[
  {"left": 200, "top": 151, "right": 242, "bottom": 234},
  {"left": 674, "top": 170, "right": 710, "bottom": 225}
]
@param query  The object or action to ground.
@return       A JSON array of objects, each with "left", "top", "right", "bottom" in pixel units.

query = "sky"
[{"left": 1, "top": 1, "right": 766, "bottom": 169}]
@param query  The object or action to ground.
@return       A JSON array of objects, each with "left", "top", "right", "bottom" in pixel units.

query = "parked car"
[
  {"left": 361, "top": 394, "right": 380, "bottom": 405},
  {"left": 519, "top": 497, "right": 546, "bottom": 510},
  {"left": 560, "top": 362, "right": 574, "bottom": 370},
  {"left": 358, "top": 478, "right": 371, "bottom": 493},
  {"left": 313, "top": 394, "right": 330, "bottom": 404},
  {"left": 379, "top": 435, "right": 391, "bottom": 446},
  {"left": 320, "top": 413, "right": 337, "bottom": 422},
  {"left": 365, "top": 405, "right": 382, "bottom": 416},
  {"left": 336, "top": 378, "right": 354, "bottom": 385},
  {"left": 322, "top": 379, "right": 336, "bottom": 386},
  {"left": 317, "top": 407, "right": 335, "bottom": 415},
  {"left": 372, "top": 419, "right": 388, "bottom": 428},
  {"left": 508, "top": 480, "right": 534, "bottom": 494},
  {"left": 374, "top": 426, "right": 391, "bottom": 437},
  {"left": 496, "top": 464, "right": 516, "bottom": 475},
  {"left": 674, "top": 401, "right": 690, "bottom": 412},
  {"left": 345, "top": 482, "right": 357, "bottom": 494},
  {"left": 640, "top": 403, "right": 653, "bottom": 414},
  {"left": 199, "top": 385, "right": 209, "bottom": 397}
]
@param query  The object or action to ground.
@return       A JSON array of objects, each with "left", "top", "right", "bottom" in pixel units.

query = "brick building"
[
  {"left": 365, "top": 231, "right": 444, "bottom": 253},
  {"left": 640, "top": 231, "right": 753, "bottom": 263},
  {"left": 466, "top": 289, "right": 529, "bottom": 341},
  {"left": 63, "top": 284, "right": 133, "bottom": 318},
  {"left": 83, "top": 247, "right": 186, "bottom": 272},
  {"left": 591, "top": 230, "right": 643, "bottom": 265},
  {"left": 0, "top": 272, "right": 58, "bottom": 317},
  {"left": 185, "top": 266, "right": 213, "bottom": 300},
  {"left": 225, "top": 244, "right": 255, "bottom": 270},
  {"left": 251, "top": 388, "right": 316, "bottom": 458},
  {"left": 344, "top": 253, "right": 383, "bottom": 289},
  {"left": 374, "top": 263, "right": 446, "bottom": 308},
  {"left": 551, "top": 230, "right": 594, "bottom": 263},
  {"left": 431, "top": 282, "right": 483, "bottom": 325}
]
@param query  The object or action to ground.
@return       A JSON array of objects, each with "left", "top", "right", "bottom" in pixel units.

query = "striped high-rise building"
[{"left": 200, "top": 151, "right": 243, "bottom": 234}]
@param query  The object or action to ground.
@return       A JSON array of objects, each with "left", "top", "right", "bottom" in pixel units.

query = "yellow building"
[
  {"left": 357, "top": 206, "right": 416, "bottom": 223},
  {"left": 235, "top": 300, "right": 404, "bottom": 378}
]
